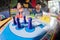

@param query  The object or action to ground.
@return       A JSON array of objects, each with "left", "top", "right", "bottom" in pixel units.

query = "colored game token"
[
  {"left": 24, "top": 16, "right": 27, "bottom": 24},
  {"left": 19, "top": 12, "right": 20, "bottom": 15},
  {"left": 25, "top": 18, "right": 35, "bottom": 32},
  {"left": 16, "top": 12, "right": 23, "bottom": 18},
  {"left": 19, "top": 12, "right": 23, "bottom": 18},
  {"left": 28, "top": 18, "right": 32, "bottom": 29},
  {"left": 17, "top": 18, "right": 21, "bottom": 28},
  {"left": 13, "top": 17, "right": 16, "bottom": 25}
]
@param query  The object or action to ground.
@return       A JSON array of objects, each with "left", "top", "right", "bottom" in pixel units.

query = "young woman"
[{"left": 16, "top": 2, "right": 30, "bottom": 18}]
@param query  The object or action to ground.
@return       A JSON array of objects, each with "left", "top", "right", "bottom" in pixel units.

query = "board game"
[{"left": 0, "top": 11, "right": 57, "bottom": 40}]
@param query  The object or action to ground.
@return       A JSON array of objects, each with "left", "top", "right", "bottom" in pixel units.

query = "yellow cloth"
[{"left": 40, "top": 15, "right": 50, "bottom": 23}]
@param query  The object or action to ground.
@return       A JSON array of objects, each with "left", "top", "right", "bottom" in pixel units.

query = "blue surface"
[
  {"left": 25, "top": 27, "right": 35, "bottom": 33},
  {"left": 0, "top": 23, "right": 47, "bottom": 40},
  {"left": 39, "top": 24, "right": 45, "bottom": 28}
]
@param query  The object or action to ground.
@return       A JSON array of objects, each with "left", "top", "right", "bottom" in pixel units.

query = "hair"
[
  {"left": 18, "top": 0, "right": 25, "bottom": 3},
  {"left": 36, "top": 2, "right": 41, "bottom": 6},
  {"left": 17, "top": 2, "right": 23, "bottom": 8},
  {"left": 13, "top": 2, "right": 23, "bottom": 8}
]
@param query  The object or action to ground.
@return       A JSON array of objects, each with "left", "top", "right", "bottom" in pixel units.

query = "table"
[{"left": 0, "top": 17, "right": 11, "bottom": 32}]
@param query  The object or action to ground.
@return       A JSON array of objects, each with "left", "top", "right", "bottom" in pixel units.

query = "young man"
[{"left": 32, "top": 3, "right": 43, "bottom": 16}]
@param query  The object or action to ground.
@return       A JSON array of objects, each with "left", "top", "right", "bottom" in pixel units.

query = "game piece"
[
  {"left": 13, "top": 17, "right": 16, "bottom": 25},
  {"left": 28, "top": 17, "right": 32, "bottom": 29},
  {"left": 17, "top": 18, "right": 21, "bottom": 28},
  {"left": 19, "top": 12, "right": 20, "bottom": 15},
  {"left": 19, "top": 12, "right": 23, "bottom": 18},
  {"left": 16, "top": 12, "right": 23, "bottom": 18},
  {"left": 24, "top": 16, "right": 27, "bottom": 24}
]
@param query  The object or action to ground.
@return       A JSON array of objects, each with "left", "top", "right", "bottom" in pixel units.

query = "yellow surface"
[
  {"left": 0, "top": 17, "right": 11, "bottom": 30},
  {"left": 40, "top": 15, "right": 50, "bottom": 23}
]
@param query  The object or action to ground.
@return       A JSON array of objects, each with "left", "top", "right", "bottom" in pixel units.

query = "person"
[
  {"left": 23, "top": 0, "right": 32, "bottom": 8},
  {"left": 17, "top": 3, "right": 23, "bottom": 13},
  {"left": 31, "top": 3, "right": 43, "bottom": 16},
  {"left": 16, "top": 2, "right": 30, "bottom": 18}
]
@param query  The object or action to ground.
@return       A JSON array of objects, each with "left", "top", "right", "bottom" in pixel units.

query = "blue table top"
[{"left": 0, "top": 22, "right": 47, "bottom": 40}]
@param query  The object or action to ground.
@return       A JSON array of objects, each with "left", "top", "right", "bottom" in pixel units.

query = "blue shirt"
[{"left": 32, "top": 9, "right": 43, "bottom": 16}]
